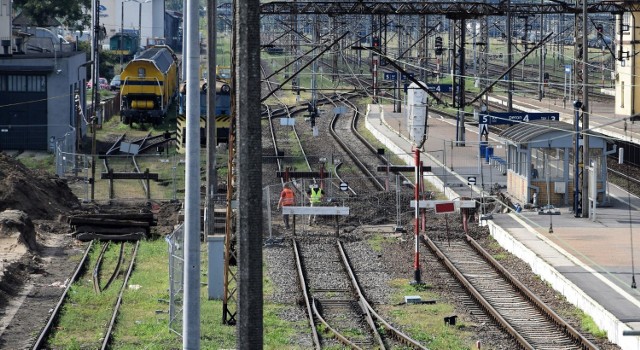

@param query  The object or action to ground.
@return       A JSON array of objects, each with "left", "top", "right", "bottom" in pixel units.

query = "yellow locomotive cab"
[
  {"left": 119, "top": 45, "right": 178, "bottom": 125},
  {"left": 131, "top": 100, "right": 155, "bottom": 109}
]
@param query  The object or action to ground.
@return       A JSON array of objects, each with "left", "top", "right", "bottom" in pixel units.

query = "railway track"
[
  {"left": 293, "top": 237, "right": 426, "bottom": 349},
  {"left": 423, "top": 234, "right": 599, "bottom": 350},
  {"left": 32, "top": 240, "right": 140, "bottom": 349}
]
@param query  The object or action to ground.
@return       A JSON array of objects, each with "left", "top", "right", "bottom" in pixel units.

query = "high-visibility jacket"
[
  {"left": 310, "top": 188, "right": 323, "bottom": 204},
  {"left": 280, "top": 188, "right": 295, "bottom": 206}
]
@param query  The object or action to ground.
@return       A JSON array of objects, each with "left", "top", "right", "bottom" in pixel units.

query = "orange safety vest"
[{"left": 280, "top": 188, "right": 295, "bottom": 206}]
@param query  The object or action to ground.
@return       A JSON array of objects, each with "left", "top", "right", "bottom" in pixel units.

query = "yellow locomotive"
[
  {"left": 119, "top": 45, "right": 179, "bottom": 125},
  {"left": 176, "top": 79, "right": 232, "bottom": 153}
]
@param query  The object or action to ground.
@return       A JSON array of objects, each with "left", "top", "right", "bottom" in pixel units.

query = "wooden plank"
[
  {"left": 100, "top": 172, "right": 159, "bottom": 180},
  {"left": 68, "top": 217, "right": 150, "bottom": 227},
  {"left": 75, "top": 226, "right": 150, "bottom": 235},
  {"left": 71, "top": 213, "right": 155, "bottom": 221},
  {"left": 74, "top": 232, "right": 146, "bottom": 242}
]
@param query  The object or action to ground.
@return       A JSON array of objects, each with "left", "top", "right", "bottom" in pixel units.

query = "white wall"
[
  {"left": 0, "top": 0, "right": 11, "bottom": 45},
  {"left": 102, "top": 0, "right": 165, "bottom": 48}
]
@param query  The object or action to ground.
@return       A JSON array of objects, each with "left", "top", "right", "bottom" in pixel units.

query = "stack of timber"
[{"left": 69, "top": 212, "right": 156, "bottom": 241}]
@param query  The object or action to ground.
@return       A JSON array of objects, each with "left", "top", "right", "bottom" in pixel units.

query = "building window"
[
  {"left": 623, "top": 13, "right": 631, "bottom": 33},
  {"left": 26, "top": 75, "right": 46, "bottom": 92},
  {"left": 8, "top": 75, "right": 25, "bottom": 91},
  {"left": 0, "top": 74, "right": 46, "bottom": 92}
]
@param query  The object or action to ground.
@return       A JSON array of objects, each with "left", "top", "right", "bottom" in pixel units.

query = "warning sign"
[{"left": 434, "top": 202, "right": 455, "bottom": 214}]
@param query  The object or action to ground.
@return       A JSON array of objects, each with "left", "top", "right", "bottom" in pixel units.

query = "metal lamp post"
[
  {"left": 138, "top": 0, "right": 152, "bottom": 49},
  {"left": 120, "top": 0, "right": 140, "bottom": 72}
]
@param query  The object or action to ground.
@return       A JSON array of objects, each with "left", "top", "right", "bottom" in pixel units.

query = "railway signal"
[{"left": 435, "top": 36, "right": 443, "bottom": 55}]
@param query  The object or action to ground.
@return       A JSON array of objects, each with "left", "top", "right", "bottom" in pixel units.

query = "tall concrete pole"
[
  {"left": 181, "top": 0, "right": 187, "bottom": 81},
  {"left": 581, "top": 0, "right": 589, "bottom": 218},
  {"left": 183, "top": 0, "right": 200, "bottom": 347},
  {"left": 507, "top": 0, "right": 513, "bottom": 111},
  {"left": 235, "top": 0, "right": 263, "bottom": 347},
  {"left": 91, "top": 0, "right": 101, "bottom": 202},
  {"left": 538, "top": 1, "right": 544, "bottom": 101},
  {"left": 205, "top": 0, "right": 217, "bottom": 238},
  {"left": 311, "top": 16, "right": 318, "bottom": 109}
]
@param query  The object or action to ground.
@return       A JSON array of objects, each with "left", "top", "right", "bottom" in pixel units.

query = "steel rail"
[
  {"left": 329, "top": 99, "right": 385, "bottom": 191},
  {"left": 421, "top": 234, "right": 534, "bottom": 349},
  {"left": 422, "top": 234, "right": 599, "bottom": 349},
  {"left": 465, "top": 234, "right": 599, "bottom": 350},
  {"left": 101, "top": 240, "right": 140, "bottom": 350},
  {"left": 31, "top": 240, "right": 94, "bottom": 350},
  {"left": 336, "top": 241, "right": 428, "bottom": 349},
  {"left": 292, "top": 239, "right": 322, "bottom": 349},
  {"left": 337, "top": 240, "right": 426, "bottom": 349},
  {"left": 310, "top": 298, "right": 364, "bottom": 350},
  {"left": 92, "top": 240, "right": 111, "bottom": 293},
  {"left": 103, "top": 242, "right": 126, "bottom": 291}
]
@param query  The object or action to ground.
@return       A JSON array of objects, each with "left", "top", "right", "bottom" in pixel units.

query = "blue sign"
[
  {"left": 383, "top": 72, "right": 397, "bottom": 80},
  {"left": 400, "top": 73, "right": 415, "bottom": 80},
  {"left": 425, "top": 84, "right": 452, "bottom": 93},
  {"left": 565, "top": 65, "right": 572, "bottom": 74},
  {"left": 404, "top": 83, "right": 453, "bottom": 93},
  {"left": 479, "top": 112, "right": 560, "bottom": 125}
]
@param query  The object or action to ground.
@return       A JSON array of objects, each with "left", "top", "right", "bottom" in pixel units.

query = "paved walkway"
[{"left": 365, "top": 103, "right": 640, "bottom": 350}]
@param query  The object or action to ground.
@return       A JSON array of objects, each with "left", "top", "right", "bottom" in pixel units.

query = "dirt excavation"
[{"left": 0, "top": 153, "right": 180, "bottom": 349}]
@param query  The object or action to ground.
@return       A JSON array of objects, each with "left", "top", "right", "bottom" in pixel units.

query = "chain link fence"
[
  {"left": 52, "top": 131, "right": 230, "bottom": 203},
  {"left": 166, "top": 223, "right": 184, "bottom": 336}
]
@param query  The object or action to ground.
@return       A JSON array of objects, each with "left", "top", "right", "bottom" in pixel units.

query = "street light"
[
  {"left": 138, "top": 0, "right": 152, "bottom": 49},
  {"left": 120, "top": 0, "right": 137, "bottom": 72},
  {"left": 120, "top": 0, "right": 151, "bottom": 71}
]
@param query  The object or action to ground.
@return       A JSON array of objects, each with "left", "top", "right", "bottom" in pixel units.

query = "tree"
[{"left": 13, "top": 0, "right": 92, "bottom": 30}]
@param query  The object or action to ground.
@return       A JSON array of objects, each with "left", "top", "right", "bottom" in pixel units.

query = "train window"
[{"left": 138, "top": 67, "right": 146, "bottom": 78}]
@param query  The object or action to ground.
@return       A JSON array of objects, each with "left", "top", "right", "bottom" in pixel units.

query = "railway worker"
[
  {"left": 307, "top": 183, "right": 324, "bottom": 225},
  {"left": 277, "top": 184, "right": 295, "bottom": 229},
  {"left": 531, "top": 163, "right": 539, "bottom": 179}
]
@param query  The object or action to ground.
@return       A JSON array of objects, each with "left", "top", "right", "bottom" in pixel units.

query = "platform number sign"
[{"left": 340, "top": 182, "right": 349, "bottom": 191}]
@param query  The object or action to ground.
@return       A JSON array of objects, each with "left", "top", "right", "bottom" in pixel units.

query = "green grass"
[
  {"left": 576, "top": 310, "right": 608, "bottom": 339},
  {"left": 16, "top": 153, "right": 55, "bottom": 173},
  {"left": 47, "top": 239, "right": 313, "bottom": 349},
  {"left": 48, "top": 243, "right": 124, "bottom": 349},
  {"left": 367, "top": 234, "right": 388, "bottom": 252},
  {"left": 380, "top": 278, "right": 476, "bottom": 349}
]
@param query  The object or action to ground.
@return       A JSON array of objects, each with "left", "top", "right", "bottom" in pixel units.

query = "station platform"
[
  {"left": 364, "top": 103, "right": 640, "bottom": 350},
  {"left": 488, "top": 92, "right": 640, "bottom": 144}
]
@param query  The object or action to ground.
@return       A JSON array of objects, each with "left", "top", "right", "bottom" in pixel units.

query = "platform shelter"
[{"left": 497, "top": 120, "right": 613, "bottom": 208}]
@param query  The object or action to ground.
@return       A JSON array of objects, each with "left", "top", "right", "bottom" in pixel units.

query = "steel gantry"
[{"left": 260, "top": 1, "right": 633, "bottom": 16}]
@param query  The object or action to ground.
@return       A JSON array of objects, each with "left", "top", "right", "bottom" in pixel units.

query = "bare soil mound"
[
  {"left": 0, "top": 153, "right": 80, "bottom": 220},
  {"left": 0, "top": 209, "right": 37, "bottom": 253}
]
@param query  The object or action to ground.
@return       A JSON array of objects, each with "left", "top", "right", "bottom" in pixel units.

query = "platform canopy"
[
  {"left": 498, "top": 120, "right": 608, "bottom": 149},
  {"left": 496, "top": 120, "right": 612, "bottom": 207}
]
